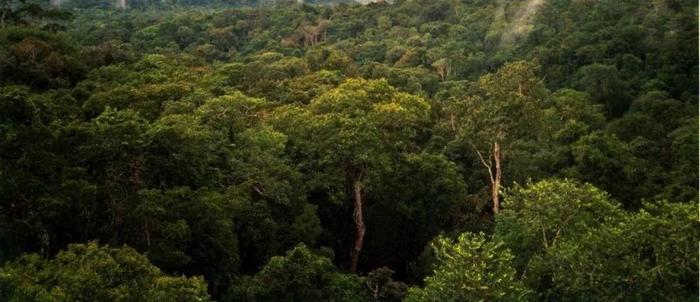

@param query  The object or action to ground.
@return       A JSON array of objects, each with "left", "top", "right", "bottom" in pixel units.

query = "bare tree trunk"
[
  {"left": 474, "top": 141, "right": 502, "bottom": 214},
  {"left": 350, "top": 178, "right": 365, "bottom": 273},
  {"left": 117, "top": 0, "right": 126, "bottom": 9},
  {"left": 145, "top": 220, "right": 151, "bottom": 248},
  {"left": 50, "top": 0, "right": 61, "bottom": 7},
  {"left": 492, "top": 141, "right": 501, "bottom": 214}
]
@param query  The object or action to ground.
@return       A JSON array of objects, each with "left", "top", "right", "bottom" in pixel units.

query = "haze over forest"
[{"left": 0, "top": 0, "right": 698, "bottom": 301}]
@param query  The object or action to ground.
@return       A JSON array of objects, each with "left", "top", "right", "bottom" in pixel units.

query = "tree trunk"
[
  {"left": 117, "top": 0, "right": 126, "bottom": 9},
  {"left": 145, "top": 220, "right": 151, "bottom": 248},
  {"left": 492, "top": 141, "right": 501, "bottom": 214},
  {"left": 350, "top": 178, "right": 365, "bottom": 273},
  {"left": 473, "top": 141, "right": 503, "bottom": 214}
]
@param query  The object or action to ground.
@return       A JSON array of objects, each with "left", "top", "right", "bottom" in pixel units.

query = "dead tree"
[{"left": 473, "top": 134, "right": 503, "bottom": 214}]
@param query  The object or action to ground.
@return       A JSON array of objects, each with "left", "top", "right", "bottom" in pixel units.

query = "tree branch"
[{"left": 471, "top": 143, "right": 495, "bottom": 184}]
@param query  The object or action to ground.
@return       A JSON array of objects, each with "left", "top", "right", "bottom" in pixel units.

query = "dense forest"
[{"left": 0, "top": 0, "right": 698, "bottom": 301}]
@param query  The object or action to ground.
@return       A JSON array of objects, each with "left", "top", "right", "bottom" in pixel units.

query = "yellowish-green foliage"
[
  {"left": 405, "top": 232, "right": 530, "bottom": 302},
  {"left": 542, "top": 201, "right": 699, "bottom": 301},
  {"left": 271, "top": 77, "right": 431, "bottom": 187},
  {"left": 495, "top": 179, "right": 622, "bottom": 271}
]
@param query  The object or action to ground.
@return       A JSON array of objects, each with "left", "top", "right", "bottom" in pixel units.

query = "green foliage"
[
  {"left": 546, "top": 89, "right": 605, "bottom": 143},
  {"left": 453, "top": 60, "right": 548, "bottom": 143},
  {"left": 566, "top": 131, "right": 643, "bottom": 207},
  {"left": 540, "top": 201, "right": 699, "bottom": 301},
  {"left": 366, "top": 153, "right": 469, "bottom": 275},
  {"left": 665, "top": 117, "right": 699, "bottom": 202},
  {"left": 439, "top": 60, "right": 556, "bottom": 213},
  {"left": 271, "top": 77, "right": 431, "bottom": 202},
  {"left": 227, "top": 244, "right": 367, "bottom": 302},
  {"left": 575, "top": 63, "right": 629, "bottom": 117},
  {"left": 0, "top": 1, "right": 697, "bottom": 301},
  {"left": 404, "top": 232, "right": 530, "bottom": 302},
  {"left": 0, "top": 242, "right": 211, "bottom": 301},
  {"left": 365, "top": 267, "right": 407, "bottom": 302},
  {"left": 270, "top": 78, "right": 432, "bottom": 271},
  {"left": 132, "top": 187, "right": 240, "bottom": 284},
  {"left": 494, "top": 179, "right": 624, "bottom": 296},
  {"left": 495, "top": 179, "right": 621, "bottom": 271},
  {"left": 0, "top": 26, "right": 85, "bottom": 89},
  {"left": 494, "top": 178, "right": 699, "bottom": 301}
]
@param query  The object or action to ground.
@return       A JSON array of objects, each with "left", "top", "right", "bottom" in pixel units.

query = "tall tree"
[
  {"left": 443, "top": 61, "right": 548, "bottom": 214},
  {"left": 272, "top": 78, "right": 430, "bottom": 272}
]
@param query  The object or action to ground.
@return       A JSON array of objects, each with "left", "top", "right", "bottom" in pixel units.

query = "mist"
[{"left": 499, "top": 0, "right": 546, "bottom": 45}]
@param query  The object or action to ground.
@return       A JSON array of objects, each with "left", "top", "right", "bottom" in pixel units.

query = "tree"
[
  {"left": 431, "top": 58, "right": 451, "bottom": 81},
  {"left": 0, "top": 242, "right": 211, "bottom": 301},
  {"left": 195, "top": 92, "right": 321, "bottom": 272},
  {"left": 297, "top": 19, "right": 332, "bottom": 47},
  {"left": 575, "top": 63, "right": 629, "bottom": 118},
  {"left": 364, "top": 153, "right": 469, "bottom": 275},
  {"left": 566, "top": 131, "right": 641, "bottom": 207},
  {"left": 131, "top": 187, "right": 240, "bottom": 294},
  {"left": 0, "top": 26, "right": 84, "bottom": 89},
  {"left": 227, "top": 127, "right": 321, "bottom": 272},
  {"left": 444, "top": 61, "right": 548, "bottom": 214},
  {"left": 545, "top": 89, "right": 605, "bottom": 144},
  {"left": 0, "top": 85, "right": 64, "bottom": 259},
  {"left": 540, "top": 201, "right": 699, "bottom": 301},
  {"left": 272, "top": 78, "right": 430, "bottom": 272},
  {"left": 365, "top": 267, "right": 407, "bottom": 302},
  {"left": 494, "top": 179, "right": 622, "bottom": 290},
  {"left": 404, "top": 232, "right": 530, "bottom": 302},
  {"left": 664, "top": 117, "right": 699, "bottom": 202},
  {"left": 226, "top": 244, "right": 367, "bottom": 302}
]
